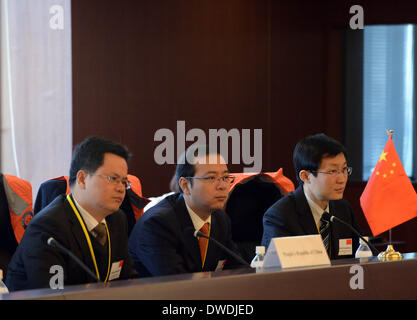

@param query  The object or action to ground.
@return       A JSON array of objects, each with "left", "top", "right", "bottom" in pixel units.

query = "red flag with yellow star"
[{"left": 360, "top": 136, "right": 417, "bottom": 236}]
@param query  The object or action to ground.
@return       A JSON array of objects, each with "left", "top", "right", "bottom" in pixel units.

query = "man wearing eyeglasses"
[
  {"left": 6, "top": 136, "right": 137, "bottom": 291},
  {"left": 128, "top": 145, "right": 245, "bottom": 277},
  {"left": 261, "top": 133, "right": 362, "bottom": 260}
]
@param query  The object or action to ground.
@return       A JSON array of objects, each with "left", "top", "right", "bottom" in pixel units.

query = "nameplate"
[{"left": 263, "top": 235, "right": 331, "bottom": 269}]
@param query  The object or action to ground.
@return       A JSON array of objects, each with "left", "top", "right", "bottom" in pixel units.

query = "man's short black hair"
[
  {"left": 69, "top": 136, "right": 131, "bottom": 187},
  {"left": 175, "top": 144, "right": 224, "bottom": 193},
  {"left": 293, "top": 133, "right": 347, "bottom": 185}
]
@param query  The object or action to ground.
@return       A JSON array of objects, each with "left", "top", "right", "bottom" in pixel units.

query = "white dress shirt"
[
  {"left": 185, "top": 202, "right": 212, "bottom": 233},
  {"left": 72, "top": 195, "right": 107, "bottom": 233}
]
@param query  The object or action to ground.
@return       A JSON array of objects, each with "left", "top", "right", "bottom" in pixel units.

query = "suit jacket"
[
  {"left": 261, "top": 185, "right": 361, "bottom": 260},
  {"left": 128, "top": 193, "right": 244, "bottom": 277},
  {"left": 6, "top": 195, "right": 137, "bottom": 291}
]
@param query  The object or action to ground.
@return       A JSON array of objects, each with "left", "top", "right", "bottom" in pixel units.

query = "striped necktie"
[
  {"left": 319, "top": 213, "right": 330, "bottom": 254},
  {"left": 93, "top": 222, "right": 107, "bottom": 246},
  {"left": 198, "top": 222, "right": 210, "bottom": 267}
]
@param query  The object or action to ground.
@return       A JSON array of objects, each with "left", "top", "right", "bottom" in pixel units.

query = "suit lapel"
[
  {"left": 293, "top": 186, "right": 319, "bottom": 235},
  {"left": 328, "top": 201, "right": 341, "bottom": 237},
  {"left": 65, "top": 197, "right": 98, "bottom": 275},
  {"left": 173, "top": 195, "right": 202, "bottom": 269}
]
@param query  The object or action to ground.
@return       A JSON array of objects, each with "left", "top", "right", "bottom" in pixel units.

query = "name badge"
[
  {"left": 338, "top": 238, "right": 352, "bottom": 256},
  {"left": 108, "top": 260, "right": 124, "bottom": 281},
  {"left": 215, "top": 260, "right": 226, "bottom": 271}
]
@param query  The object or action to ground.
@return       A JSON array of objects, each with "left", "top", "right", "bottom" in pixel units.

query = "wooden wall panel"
[
  {"left": 72, "top": 0, "right": 417, "bottom": 252},
  {"left": 72, "top": 0, "right": 269, "bottom": 196}
]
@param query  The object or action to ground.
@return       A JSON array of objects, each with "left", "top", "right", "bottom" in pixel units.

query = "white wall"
[{"left": 1, "top": 0, "right": 72, "bottom": 201}]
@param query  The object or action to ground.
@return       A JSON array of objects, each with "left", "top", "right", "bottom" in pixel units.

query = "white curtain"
[{"left": 1, "top": 0, "right": 72, "bottom": 200}]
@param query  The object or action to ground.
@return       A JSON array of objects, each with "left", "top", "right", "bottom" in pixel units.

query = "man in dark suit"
[
  {"left": 128, "top": 145, "right": 245, "bottom": 277},
  {"left": 262, "top": 134, "right": 361, "bottom": 260},
  {"left": 6, "top": 137, "right": 137, "bottom": 291}
]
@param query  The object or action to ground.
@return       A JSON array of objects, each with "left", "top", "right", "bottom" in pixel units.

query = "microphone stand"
[
  {"left": 48, "top": 237, "right": 101, "bottom": 282},
  {"left": 329, "top": 216, "right": 378, "bottom": 254},
  {"left": 194, "top": 231, "right": 250, "bottom": 267}
]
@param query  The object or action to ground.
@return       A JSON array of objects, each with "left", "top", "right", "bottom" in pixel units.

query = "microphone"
[
  {"left": 47, "top": 237, "right": 100, "bottom": 282},
  {"left": 321, "top": 212, "right": 379, "bottom": 255},
  {"left": 184, "top": 227, "right": 250, "bottom": 267}
]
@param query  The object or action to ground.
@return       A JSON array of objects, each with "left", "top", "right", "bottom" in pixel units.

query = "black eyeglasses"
[{"left": 185, "top": 175, "right": 236, "bottom": 184}]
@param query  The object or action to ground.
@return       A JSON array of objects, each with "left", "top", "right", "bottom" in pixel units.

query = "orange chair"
[{"left": 0, "top": 174, "right": 33, "bottom": 277}]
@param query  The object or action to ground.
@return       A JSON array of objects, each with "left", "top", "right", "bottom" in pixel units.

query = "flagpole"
[{"left": 377, "top": 129, "right": 403, "bottom": 261}]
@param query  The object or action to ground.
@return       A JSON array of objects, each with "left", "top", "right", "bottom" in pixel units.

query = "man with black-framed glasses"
[
  {"left": 128, "top": 145, "right": 245, "bottom": 277},
  {"left": 261, "top": 133, "right": 362, "bottom": 260}
]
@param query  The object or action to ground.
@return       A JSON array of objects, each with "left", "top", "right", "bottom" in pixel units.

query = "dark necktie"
[
  {"left": 319, "top": 213, "right": 330, "bottom": 254},
  {"left": 93, "top": 223, "right": 107, "bottom": 246}
]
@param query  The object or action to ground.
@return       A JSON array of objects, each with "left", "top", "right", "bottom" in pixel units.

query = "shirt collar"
[
  {"left": 303, "top": 185, "right": 329, "bottom": 227},
  {"left": 185, "top": 201, "right": 211, "bottom": 232},
  {"left": 72, "top": 195, "right": 106, "bottom": 232}
]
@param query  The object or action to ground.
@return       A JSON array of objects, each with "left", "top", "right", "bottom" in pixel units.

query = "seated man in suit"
[
  {"left": 6, "top": 136, "right": 137, "bottom": 291},
  {"left": 128, "top": 145, "right": 245, "bottom": 277},
  {"left": 261, "top": 133, "right": 361, "bottom": 260}
]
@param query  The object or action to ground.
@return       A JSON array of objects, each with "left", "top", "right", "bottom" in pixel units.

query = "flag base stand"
[{"left": 377, "top": 245, "right": 403, "bottom": 261}]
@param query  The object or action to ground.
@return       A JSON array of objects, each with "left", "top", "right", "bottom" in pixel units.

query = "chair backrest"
[
  {"left": 225, "top": 169, "right": 295, "bottom": 263},
  {"left": 33, "top": 176, "right": 69, "bottom": 215},
  {"left": 0, "top": 174, "right": 33, "bottom": 277},
  {"left": 120, "top": 174, "right": 150, "bottom": 235},
  {"left": 33, "top": 175, "right": 150, "bottom": 236}
]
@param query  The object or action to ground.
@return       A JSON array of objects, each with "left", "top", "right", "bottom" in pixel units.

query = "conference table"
[{"left": 1, "top": 253, "right": 416, "bottom": 300}]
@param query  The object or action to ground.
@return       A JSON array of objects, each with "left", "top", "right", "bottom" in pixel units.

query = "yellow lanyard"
[{"left": 66, "top": 194, "right": 111, "bottom": 282}]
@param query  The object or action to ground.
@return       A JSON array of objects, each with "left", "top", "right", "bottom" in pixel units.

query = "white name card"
[{"left": 263, "top": 235, "right": 331, "bottom": 269}]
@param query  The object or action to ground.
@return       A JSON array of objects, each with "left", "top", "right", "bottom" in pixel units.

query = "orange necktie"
[{"left": 199, "top": 222, "right": 210, "bottom": 267}]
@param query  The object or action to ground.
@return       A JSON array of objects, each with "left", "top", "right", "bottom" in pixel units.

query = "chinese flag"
[{"left": 360, "top": 136, "right": 417, "bottom": 236}]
